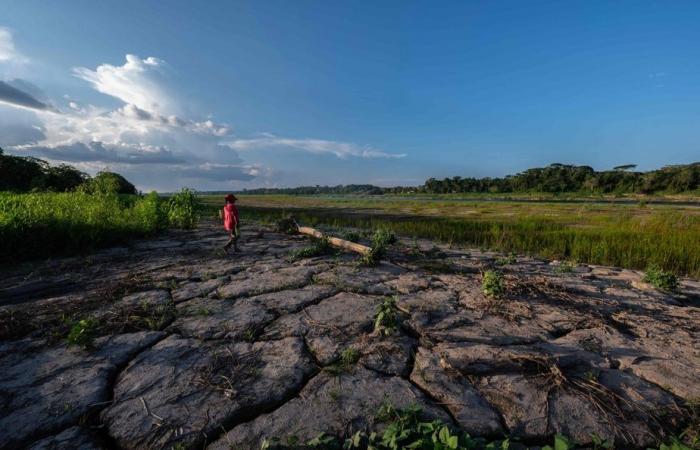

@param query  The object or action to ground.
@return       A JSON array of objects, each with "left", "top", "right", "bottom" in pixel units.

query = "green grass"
[
  {"left": 199, "top": 194, "right": 700, "bottom": 278},
  {"left": 0, "top": 189, "right": 199, "bottom": 263}
]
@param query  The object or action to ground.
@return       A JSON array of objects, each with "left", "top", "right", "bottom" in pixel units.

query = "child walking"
[{"left": 222, "top": 194, "right": 240, "bottom": 253}]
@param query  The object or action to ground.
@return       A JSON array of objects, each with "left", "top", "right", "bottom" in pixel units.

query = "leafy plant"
[
  {"left": 360, "top": 229, "right": 397, "bottom": 266},
  {"left": 374, "top": 296, "right": 399, "bottom": 336},
  {"left": 166, "top": 188, "right": 199, "bottom": 229},
  {"left": 643, "top": 266, "right": 678, "bottom": 291},
  {"left": 541, "top": 434, "right": 574, "bottom": 450},
  {"left": 66, "top": 318, "right": 98, "bottom": 348},
  {"left": 481, "top": 270, "right": 505, "bottom": 298}
]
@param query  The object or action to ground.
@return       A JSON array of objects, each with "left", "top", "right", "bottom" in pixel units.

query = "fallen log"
[{"left": 297, "top": 226, "right": 371, "bottom": 255}]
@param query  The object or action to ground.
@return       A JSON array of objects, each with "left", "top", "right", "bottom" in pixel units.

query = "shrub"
[
  {"left": 481, "top": 270, "right": 504, "bottom": 298},
  {"left": 166, "top": 188, "right": 199, "bottom": 229},
  {"left": 643, "top": 266, "right": 679, "bottom": 291},
  {"left": 80, "top": 171, "right": 137, "bottom": 195},
  {"left": 360, "top": 229, "right": 397, "bottom": 266}
]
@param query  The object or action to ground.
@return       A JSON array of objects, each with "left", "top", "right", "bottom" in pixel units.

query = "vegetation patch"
[
  {"left": 255, "top": 403, "right": 694, "bottom": 449},
  {"left": 643, "top": 266, "right": 679, "bottom": 291},
  {"left": 66, "top": 318, "right": 98, "bottom": 349},
  {"left": 481, "top": 270, "right": 505, "bottom": 298},
  {"left": 211, "top": 201, "right": 700, "bottom": 278},
  {"left": 324, "top": 347, "right": 361, "bottom": 376},
  {"left": 360, "top": 229, "right": 397, "bottom": 266},
  {"left": 374, "top": 296, "right": 400, "bottom": 336},
  {"left": 289, "top": 238, "right": 335, "bottom": 261}
]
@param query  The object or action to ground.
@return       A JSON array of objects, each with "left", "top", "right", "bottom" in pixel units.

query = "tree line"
[
  {"left": 233, "top": 162, "right": 700, "bottom": 195},
  {"left": 0, "top": 148, "right": 137, "bottom": 195},
  {"left": 420, "top": 163, "right": 700, "bottom": 194}
]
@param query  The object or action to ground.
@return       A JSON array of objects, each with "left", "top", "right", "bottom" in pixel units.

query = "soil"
[{"left": 1, "top": 220, "right": 698, "bottom": 449}]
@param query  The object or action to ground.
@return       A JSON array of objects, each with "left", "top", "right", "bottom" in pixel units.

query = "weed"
[
  {"left": 360, "top": 229, "right": 397, "bottom": 266},
  {"left": 643, "top": 266, "right": 679, "bottom": 291},
  {"left": 481, "top": 270, "right": 505, "bottom": 298},
  {"left": 374, "top": 296, "right": 400, "bottom": 336},
  {"left": 325, "top": 347, "right": 361, "bottom": 375},
  {"left": 66, "top": 318, "right": 98, "bottom": 349},
  {"left": 289, "top": 238, "right": 334, "bottom": 261},
  {"left": 556, "top": 261, "right": 575, "bottom": 274},
  {"left": 496, "top": 252, "right": 518, "bottom": 266}
]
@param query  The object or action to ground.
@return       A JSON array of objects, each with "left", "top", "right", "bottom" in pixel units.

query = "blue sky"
[{"left": 1, "top": 1, "right": 699, "bottom": 190}]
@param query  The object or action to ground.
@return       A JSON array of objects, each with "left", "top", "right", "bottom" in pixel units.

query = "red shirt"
[{"left": 223, "top": 203, "right": 239, "bottom": 230}]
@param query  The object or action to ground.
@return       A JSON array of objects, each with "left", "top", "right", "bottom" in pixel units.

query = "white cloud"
[
  {"left": 73, "top": 54, "right": 174, "bottom": 114},
  {"left": 228, "top": 136, "right": 406, "bottom": 159},
  {"left": 1, "top": 49, "right": 405, "bottom": 189},
  {"left": 0, "top": 27, "right": 27, "bottom": 64}
]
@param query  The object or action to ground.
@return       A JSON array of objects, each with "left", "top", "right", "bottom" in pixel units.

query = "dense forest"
[
  {"left": 0, "top": 148, "right": 137, "bottom": 194},
  {"left": 236, "top": 162, "right": 700, "bottom": 195}
]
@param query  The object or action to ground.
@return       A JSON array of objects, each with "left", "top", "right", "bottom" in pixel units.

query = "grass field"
[{"left": 201, "top": 194, "right": 700, "bottom": 278}]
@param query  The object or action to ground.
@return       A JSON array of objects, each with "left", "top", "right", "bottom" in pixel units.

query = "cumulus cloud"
[
  {"left": 228, "top": 136, "right": 406, "bottom": 159},
  {"left": 1, "top": 47, "right": 404, "bottom": 189},
  {"left": 0, "top": 27, "right": 26, "bottom": 63},
  {"left": 73, "top": 54, "right": 174, "bottom": 114},
  {"left": 0, "top": 80, "right": 55, "bottom": 111}
]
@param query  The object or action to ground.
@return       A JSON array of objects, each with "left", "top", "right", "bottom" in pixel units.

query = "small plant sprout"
[
  {"left": 325, "top": 347, "right": 361, "bottom": 375},
  {"left": 481, "top": 270, "right": 505, "bottom": 298},
  {"left": 374, "top": 296, "right": 400, "bottom": 336},
  {"left": 643, "top": 265, "right": 679, "bottom": 291},
  {"left": 66, "top": 318, "right": 98, "bottom": 349}
]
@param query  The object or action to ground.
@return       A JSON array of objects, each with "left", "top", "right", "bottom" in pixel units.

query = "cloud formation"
[
  {"left": 73, "top": 55, "right": 174, "bottom": 114},
  {"left": 228, "top": 135, "right": 406, "bottom": 159},
  {"left": 1, "top": 39, "right": 404, "bottom": 189},
  {"left": 0, "top": 80, "right": 54, "bottom": 111},
  {"left": 0, "top": 27, "right": 26, "bottom": 63},
  {"left": 14, "top": 141, "right": 183, "bottom": 164}
]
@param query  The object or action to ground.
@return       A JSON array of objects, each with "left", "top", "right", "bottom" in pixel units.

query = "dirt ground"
[{"left": 1, "top": 221, "right": 698, "bottom": 449}]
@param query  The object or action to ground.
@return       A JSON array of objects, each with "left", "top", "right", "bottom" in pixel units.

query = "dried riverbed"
[{"left": 1, "top": 221, "right": 698, "bottom": 449}]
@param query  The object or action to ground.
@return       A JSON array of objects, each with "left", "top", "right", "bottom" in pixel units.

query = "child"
[{"left": 222, "top": 194, "right": 240, "bottom": 253}]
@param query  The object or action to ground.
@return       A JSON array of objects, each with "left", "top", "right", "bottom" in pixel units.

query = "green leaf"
[{"left": 554, "top": 434, "right": 573, "bottom": 450}]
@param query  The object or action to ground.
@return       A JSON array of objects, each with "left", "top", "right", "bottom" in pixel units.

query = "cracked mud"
[{"left": 1, "top": 221, "right": 698, "bottom": 449}]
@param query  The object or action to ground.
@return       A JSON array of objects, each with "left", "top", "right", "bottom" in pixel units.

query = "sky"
[{"left": 1, "top": 0, "right": 699, "bottom": 191}]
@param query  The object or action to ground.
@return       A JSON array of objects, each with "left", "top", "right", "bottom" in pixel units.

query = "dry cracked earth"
[{"left": 1, "top": 221, "right": 699, "bottom": 450}]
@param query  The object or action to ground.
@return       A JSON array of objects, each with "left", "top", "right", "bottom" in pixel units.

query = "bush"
[
  {"left": 643, "top": 266, "right": 678, "bottom": 291},
  {"left": 80, "top": 171, "right": 137, "bottom": 195},
  {"left": 481, "top": 270, "right": 504, "bottom": 298},
  {"left": 360, "top": 229, "right": 397, "bottom": 266},
  {"left": 166, "top": 188, "right": 199, "bottom": 229}
]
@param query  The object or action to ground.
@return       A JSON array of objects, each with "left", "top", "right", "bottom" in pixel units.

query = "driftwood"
[{"left": 297, "top": 226, "right": 371, "bottom": 256}]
